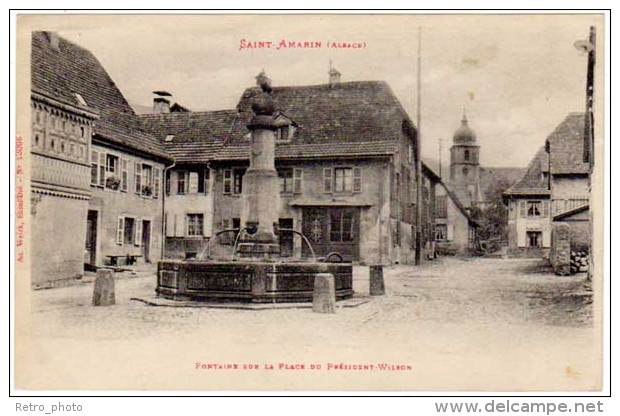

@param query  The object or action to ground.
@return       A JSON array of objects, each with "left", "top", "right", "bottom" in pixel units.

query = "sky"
[{"left": 24, "top": 13, "right": 603, "bottom": 169}]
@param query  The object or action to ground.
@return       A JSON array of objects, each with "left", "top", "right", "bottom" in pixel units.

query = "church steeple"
[{"left": 449, "top": 112, "right": 482, "bottom": 208}]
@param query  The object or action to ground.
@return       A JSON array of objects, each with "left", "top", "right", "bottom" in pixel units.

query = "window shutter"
[
  {"left": 294, "top": 168, "right": 303, "bottom": 194},
  {"left": 223, "top": 169, "right": 232, "bottom": 194},
  {"left": 135, "top": 219, "right": 142, "bottom": 246},
  {"left": 91, "top": 150, "right": 99, "bottom": 185},
  {"left": 116, "top": 217, "right": 124, "bottom": 245},
  {"left": 121, "top": 159, "right": 128, "bottom": 192},
  {"left": 98, "top": 152, "right": 106, "bottom": 186},
  {"left": 204, "top": 169, "right": 211, "bottom": 194},
  {"left": 542, "top": 200, "right": 550, "bottom": 217},
  {"left": 189, "top": 172, "right": 199, "bottom": 194},
  {"left": 519, "top": 201, "right": 526, "bottom": 218},
  {"left": 353, "top": 167, "right": 362, "bottom": 193},
  {"left": 323, "top": 168, "right": 333, "bottom": 193},
  {"left": 153, "top": 168, "right": 160, "bottom": 198}
]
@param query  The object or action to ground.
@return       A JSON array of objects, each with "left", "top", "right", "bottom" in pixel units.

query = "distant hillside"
[{"left": 480, "top": 166, "right": 527, "bottom": 200}]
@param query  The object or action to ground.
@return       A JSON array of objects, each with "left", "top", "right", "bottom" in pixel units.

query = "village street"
[{"left": 22, "top": 257, "right": 598, "bottom": 391}]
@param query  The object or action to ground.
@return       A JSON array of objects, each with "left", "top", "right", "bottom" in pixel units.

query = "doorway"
[
  {"left": 142, "top": 220, "right": 151, "bottom": 262},
  {"left": 526, "top": 231, "right": 542, "bottom": 248},
  {"left": 85, "top": 210, "right": 98, "bottom": 266}
]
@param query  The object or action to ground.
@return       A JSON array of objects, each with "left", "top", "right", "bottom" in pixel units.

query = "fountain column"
[{"left": 237, "top": 72, "right": 281, "bottom": 259}]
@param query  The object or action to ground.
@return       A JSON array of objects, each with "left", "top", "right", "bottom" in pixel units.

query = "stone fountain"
[{"left": 156, "top": 73, "right": 353, "bottom": 303}]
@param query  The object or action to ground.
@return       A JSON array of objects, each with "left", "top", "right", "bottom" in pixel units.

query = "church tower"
[{"left": 449, "top": 112, "right": 482, "bottom": 208}]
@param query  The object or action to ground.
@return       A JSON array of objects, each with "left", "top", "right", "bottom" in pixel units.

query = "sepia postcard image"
[{"left": 13, "top": 12, "right": 606, "bottom": 392}]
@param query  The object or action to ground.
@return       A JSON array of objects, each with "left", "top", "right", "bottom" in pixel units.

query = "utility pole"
[
  {"left": 574, "top": 26, "right": 596, "bottom": 282},
  {"left": 438, "top": 138, "right": 443, "bottom": 179},
  {"left": 414, "top": 27, "right": 423, "bottom": 266}
]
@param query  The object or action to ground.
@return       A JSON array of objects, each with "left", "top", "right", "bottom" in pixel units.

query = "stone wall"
[{"left": 550, "top": 222, "right": 571, "bottom": 275}]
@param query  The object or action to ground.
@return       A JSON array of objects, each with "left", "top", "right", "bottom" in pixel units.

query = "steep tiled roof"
[
  {"left": 31, "top": 32, "right": 169, "bottom": 160},
  {"left": 547, "top": 113, "right": 589, "bottom": 175},
  {"left": 217, "top": 81, "right": 415, "bottom": 160},
  {"left": 504, "top": 146, "right": 550, "bottom": 196},
  {"left": 139, "top": 110, "right": 238, "bottom": 163}
]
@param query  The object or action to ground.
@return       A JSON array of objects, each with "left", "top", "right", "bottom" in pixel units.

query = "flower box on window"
[
  {"left": 141, "top": 184, "right": 153, "bottom": 197},
  {"left": 105, "top": 175, "right": 121, "bottom": 190}
]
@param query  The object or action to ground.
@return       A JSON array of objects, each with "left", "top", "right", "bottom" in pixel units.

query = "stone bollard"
[
  {"left": 92, "top": 268, "right": 115, "bottom": 306},
  {"left": 369, "top": 265, "right": 385, "bottom": 296},
  {"left": 313, "top": 273, "right": 336, "bottom": 314}
]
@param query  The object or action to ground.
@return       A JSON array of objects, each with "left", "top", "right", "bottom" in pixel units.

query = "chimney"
[
  {"left": 152, "top": 91, "right": 172, "bottom": 114},
  {"left": 45, "top": 31, "right": 60, "bottom": 51},
  {"left": 328, "top": 62, "right": 341, "bottom": 86}
]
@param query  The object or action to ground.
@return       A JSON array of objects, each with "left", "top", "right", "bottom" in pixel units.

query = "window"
[
  {"left": 464, "top": 149, "right": 470, "bottom": 161},
  {"left": 324, "top": 167, "right": 361, "bottom": 193},
  {"left": 436, "top": 195, "right": 448, "bottom": 218},
  {"left": 142, "top": 164, "right": 153, "bottom": 197},
  {"left": 330, "top": 209, "right": 355, "bottom": 242},
  {"left": 165, "top": 134, "right": 174, "bottom": 142},
  {"left": 527, "top": 201, "right": 541, "bottom": 217},
  {"left": 34, "top": 134, "right": 40, "bottom": 147},
  {"left": 435, "top": 224, "right": 447, "bottom": 241},
  {"left": 223, "top": 170, "right": 232, "bottom": 194},
  {"left": 276, "top": 126, "right": 290, "bottom": 141},
  {"left": 462, "top": 166, "right": 469, "bottom": 176},
  {"left": 279, "top": 169, "right": 294, "bottom": 193},
  {"left": 124, "top": 217, "right": 135, "bottom": 245},
  {"left": 165, "top": 171, "right": 171, "bottom": 195},
  {"left": 233, "top": 169, "right": 245, "bottom": 194},
  {"left": 80, "top": 126, "right": 85, "bottom": 138},
  {"left": 177, "top": 171, "right": 187, "bottom": 194},
  {"left": 105, "top": 154, "right": 120, "bottom": 190},
  {"left": 335, "top": 168, "right": 353, "bottom": 192},
  {"left": 186, "top": 214, "right": 204, "bottom": 236}
]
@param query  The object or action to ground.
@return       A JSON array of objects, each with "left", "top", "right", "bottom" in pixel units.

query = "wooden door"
[
  {"left": 301, "top": 207, "right": 360, "bottom": 261},
  {"left": 142, "top": 220, "right": 151, "bottom": 262},
  {"left": 85, "top": 210, "right": 97, "bottom": 265},
  {"left": 279, "top": 218, "right": 294, "bottom": 257}
]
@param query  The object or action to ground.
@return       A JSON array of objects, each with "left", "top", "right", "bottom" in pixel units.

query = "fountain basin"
[{"left": 156, "top": 260, "right": 353, "bottom": 303}]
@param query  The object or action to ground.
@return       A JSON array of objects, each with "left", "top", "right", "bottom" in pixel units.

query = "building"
[
  {"left": 449, "top": 113, "right": 483, "bottom": 208},
  {"left": 139, "top": 105, "right": 238, "bottom": 260},
  {"left": 140, "top": 73, "right": 438, "bottom": 265},
  {"left": 503, "top": 113, "right": 591, "bottom": 257},
  {"left": 30, "top": 32, "right": 172, "bottom": 285},
  {"left": 214, "top": 77, "right": 435, "bottom": 265},
  {"left": 30, "top": 32, "right": 98, "bottom": 284},
  {"left": 503, "top": 147, "right": 551, "bottom": 255},
  {"left": 546, "top": 113, "right": 590, "bottom": 249},
  {"left": 434, "top": 176, "right": 480, "bottom": 253}
]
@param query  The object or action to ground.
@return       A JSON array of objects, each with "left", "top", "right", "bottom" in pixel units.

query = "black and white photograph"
[{"left": 11, "top": 11, "right": 609, "bottom": 398}]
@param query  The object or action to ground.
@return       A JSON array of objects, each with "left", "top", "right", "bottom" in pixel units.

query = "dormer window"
[
  {"left": 276, "top": 126, "right": 290, "bottom": 142},
  {"left": 165, "top": 134, "right": 175, "bottom": 142},
  {"left": 74, "top": 93, "right": 87, "bottom": 107},
  {"left": 273, "top": 111, "right": 296, "bottom": 142},
  {"left": 464, "top": 149, "right": 470, "bottom": 161}
]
